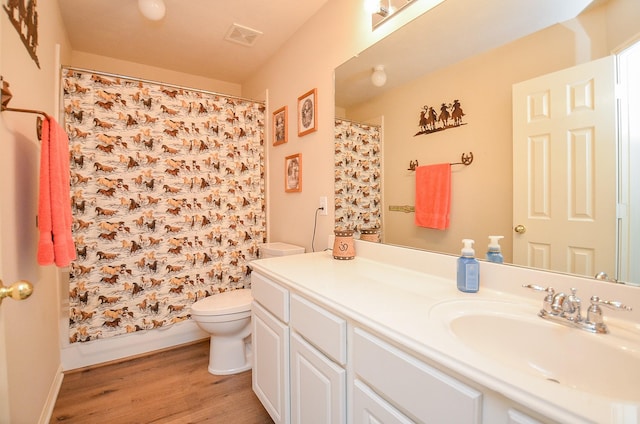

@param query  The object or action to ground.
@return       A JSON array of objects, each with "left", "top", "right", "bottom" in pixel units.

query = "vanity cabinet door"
[
  {"left": 290, "top": 332, "right": 346, "bottom": 424},
  {"left": 353, "top": 379, "right": 414, "bottom": 424},
  {"left": 353, "top": 328, "right": 482, "bottom": 423},
  {"left": 252, "top": 301, "right": 290, "bottom": 424},
  {"left": 508, "top": 409, "right": 544, "bottom": 424}
]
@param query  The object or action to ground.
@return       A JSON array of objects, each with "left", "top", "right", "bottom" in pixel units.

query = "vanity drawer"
[
  {"left": 353, "top": 328, "right": 482, "bottom": 423},
  {"left": 290, "top": 294, "right": 347, "bottom": 365},
  {"left": 251, "top": 272, "right": 289, "bottom": 323}
]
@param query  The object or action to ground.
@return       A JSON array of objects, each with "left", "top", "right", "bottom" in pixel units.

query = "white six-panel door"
[{"left": 512, "top": 56, "right": 617, "bottom": 277}]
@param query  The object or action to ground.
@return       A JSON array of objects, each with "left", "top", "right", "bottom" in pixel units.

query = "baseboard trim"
[
  {"left": 60, "top": 321, "right": 208, "bottom": 371},
  {"left": 39, "top": 364, "right": 64, "bottom": 424}
]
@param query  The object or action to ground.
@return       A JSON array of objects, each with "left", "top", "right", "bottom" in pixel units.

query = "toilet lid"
[{"left": 191, "top": 289, "right": 252, "bottom": 315}]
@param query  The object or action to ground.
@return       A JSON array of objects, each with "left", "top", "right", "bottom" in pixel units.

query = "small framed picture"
[
  {"left": 272, "top": 106, "right": 288, "bottom": 146},
  {"left": 297, "top": 88, "right": 317, "bottom": 137},
  {"left": 285, "top": 153, "right": 302, "bottom": 193}
]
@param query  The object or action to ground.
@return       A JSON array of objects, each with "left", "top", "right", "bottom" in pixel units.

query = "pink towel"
[
  {"left": 414, "top": 163, "right": 451, "bottom": 230},
  {"left": 37, "top": 117, "right": 77, "bottom": 267}
]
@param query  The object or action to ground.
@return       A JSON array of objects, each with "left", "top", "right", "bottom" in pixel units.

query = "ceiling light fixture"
[
  {"left": 138, "top": 0, "right": 166, "bottom": 21},
  {"left": 367, "top": 0, "right": 389, "bottom": 17},
  {"left": 371, "top": 65, "right": 387, "bottom": 87},
  {"left": 377, "top": 6, "right": 389, "bottom": 17}
]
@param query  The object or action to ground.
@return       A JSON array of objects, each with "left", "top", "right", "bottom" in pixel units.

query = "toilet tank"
[{"left": 260, "top": 242, "right": 305, "bottom": 259}]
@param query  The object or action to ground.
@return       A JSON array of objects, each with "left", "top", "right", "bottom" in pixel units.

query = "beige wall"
[
  {"left": 242, "top": 0, "right": 438, "bottom": 252},
  {"left": 0, "top": 1, "right": 71, "bottom": 422}
]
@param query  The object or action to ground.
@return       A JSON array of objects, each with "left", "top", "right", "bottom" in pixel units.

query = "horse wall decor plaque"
[{"left": 415, "top": 99, "right": 466, "bottom": 136}]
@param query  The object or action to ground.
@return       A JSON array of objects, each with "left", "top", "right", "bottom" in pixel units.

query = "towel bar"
[
  {"left": 408, "top": 151, "right": 473, "bottom": 171},
  {"left": 1, "top": 77, "right": 47, "bottom": 141},
  {"left": 389, "top": 205, "right": 415, "bottom": 213}
]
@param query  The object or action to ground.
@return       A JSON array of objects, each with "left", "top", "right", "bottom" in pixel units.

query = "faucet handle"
[
  {"left": 586, "top": 296, "right": 632, "bottom": 333},
  {"left": 589, "top": 296, "right": 632, "bottom": 312},
  {"left": 523, "top": 284, "right": 555, "bottom": 314},
  {"left": 522, "top": 284, "right": 554, "bottom": 294}
]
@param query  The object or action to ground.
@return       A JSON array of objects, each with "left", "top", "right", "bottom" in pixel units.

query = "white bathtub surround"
[
  {"left": 251, "top": 240, "right": 640, "bottom": 424},
  {"left": 60, "top": 320, "right": 207, "bottom": 370}
]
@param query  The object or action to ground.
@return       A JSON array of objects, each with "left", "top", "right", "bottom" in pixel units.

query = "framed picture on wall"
[
  {"left": 273, "top": 106, "right": 288, "bottom": 146},
  {"left": 285, "top": 153, "right": 302, "bottom": 192},
  {"left": 297, "top": 88, "right": 317, "bottom": 136}
]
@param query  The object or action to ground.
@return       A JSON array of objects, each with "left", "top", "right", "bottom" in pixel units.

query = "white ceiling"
[{"left": 58, "top": 0, "right": 329, "bottom": 84}]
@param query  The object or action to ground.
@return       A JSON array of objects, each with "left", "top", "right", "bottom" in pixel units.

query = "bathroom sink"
[{"left": 430, "top": 300, "right": 640, "bottom": 401}]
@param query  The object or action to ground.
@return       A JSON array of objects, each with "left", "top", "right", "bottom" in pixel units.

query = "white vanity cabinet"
[
  {"left": 251, "top": 272, "right": 290, "bottom": 424},
  {"left": 251, "top": 268, "right": 557, "bottom": 424}
]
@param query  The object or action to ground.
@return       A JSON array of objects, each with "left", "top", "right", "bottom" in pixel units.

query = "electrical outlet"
[{"left": 319, "top": 196, "right": 328, "bottom": 216}]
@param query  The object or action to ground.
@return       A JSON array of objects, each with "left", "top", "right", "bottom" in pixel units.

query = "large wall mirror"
[{"left": 335, "top": 0, "right": 640, "bottom": 286}]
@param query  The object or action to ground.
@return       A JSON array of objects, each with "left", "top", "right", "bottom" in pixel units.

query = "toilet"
[
  {"left": 191, "top": 289, "right": 253, "bottom": 375},
  {"left": 190, "top": 242, "right": 304, "bottom": 375},
  {"left": 260, "top": 242, "right": 305, "bottom": 258}
]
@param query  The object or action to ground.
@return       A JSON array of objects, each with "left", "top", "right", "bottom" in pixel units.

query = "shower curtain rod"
[
  {"left": 63, "top": 66, "right": 266, "bottom": 105},
  {"left": 335, "top": 116, "right": 381, "bottom": 128}
]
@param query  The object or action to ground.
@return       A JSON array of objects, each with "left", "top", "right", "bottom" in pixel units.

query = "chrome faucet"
[{"left": 523, "top": 284, "right": 632, "bottom": 334}]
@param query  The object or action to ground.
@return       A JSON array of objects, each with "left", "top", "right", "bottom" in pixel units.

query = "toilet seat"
[{"left": 191, "top": 288, "right": 252, "bottom": 316}]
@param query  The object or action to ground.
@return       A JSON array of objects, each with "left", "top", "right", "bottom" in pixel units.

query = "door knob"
[
  {"left": 0, "top": 279, "right": 33, "bottom": 305},
  {"left": 514, "top": 224, "right": 526, "bottom": 234},
  {"left": 594, "top": 271, "right": 618, "bottom": 283}
]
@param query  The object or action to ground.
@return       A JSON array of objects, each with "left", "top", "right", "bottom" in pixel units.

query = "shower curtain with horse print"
[
  {"left": 334, "top": 118, "right": 382, "bottom": 233},
  {"left": 63, "top": 68, "right": 265, "bottom": 343}
]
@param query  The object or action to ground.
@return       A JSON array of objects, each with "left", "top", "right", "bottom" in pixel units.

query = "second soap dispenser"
[{"left": 486, "top": 235, "right": 504, "bottom": 264}]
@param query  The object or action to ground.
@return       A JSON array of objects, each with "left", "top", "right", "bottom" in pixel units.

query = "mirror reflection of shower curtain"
[{"left": 334, "top": 118, "right": 382, "bottom": 236}]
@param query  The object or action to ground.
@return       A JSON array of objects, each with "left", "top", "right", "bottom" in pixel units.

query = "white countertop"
[{"left": 250, "top": 242, "right": 640, "bottom": 424}]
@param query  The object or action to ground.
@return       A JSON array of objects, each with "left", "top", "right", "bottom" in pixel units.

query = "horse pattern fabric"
[
  {"left": 63, "top": 68, "right": 265, "bottom": 343},
  {"left": 334, "top": 119, "right": 381, "bottom": 233}
]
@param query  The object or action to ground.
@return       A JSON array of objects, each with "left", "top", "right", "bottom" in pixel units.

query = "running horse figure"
[
  {"left": 451, "top": 99, "right": 465, "bottom": 126},
  {"left": 418, "top": 105, "right": 438, "bottom": 132},
  {"left": 438, "top": 103, "right": 451, "bottom": 128}
]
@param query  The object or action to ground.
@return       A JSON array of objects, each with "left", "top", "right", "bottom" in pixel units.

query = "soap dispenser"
[
  {"left": 486, "top": 235, "right": 504, "bottom": 264},
  {"left": 457, "top": 239, "right": 480, "bottom": 293}
]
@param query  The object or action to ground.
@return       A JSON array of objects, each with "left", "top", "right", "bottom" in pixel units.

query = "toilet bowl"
[{"left": 190, "top": 289, "right": 252, "bottom": 375}]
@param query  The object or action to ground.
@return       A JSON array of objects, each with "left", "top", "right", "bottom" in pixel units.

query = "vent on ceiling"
[{"left": 224, "top": 23, "right": 263, "bottom": 47}]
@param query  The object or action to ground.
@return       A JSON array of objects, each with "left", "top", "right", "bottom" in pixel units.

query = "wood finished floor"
[{"left": 50, "top": 340, "right": 274, "bottom": 423}]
